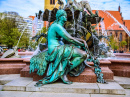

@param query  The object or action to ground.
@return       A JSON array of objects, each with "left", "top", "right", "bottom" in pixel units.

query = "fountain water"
[
  {"left": 103, "top": 10, "right": 130, "bottom": 36},
  {"left": 72, "top": 7, "right": 76, "bottom": 36},
  {"left": 54, "top": 1, "right": 58, "bottom": 8},
  {"left": 89, "top": 2, "right": 130, "bottom": 57},
  {"left": 1, "top": 23, "right": 28, "bottom": 58},
  {"left": 100, "top": 20, "right": 108, "bottom": 47},
  {"left": 29, "top": 0, "right": 111, "bottom": 85},
  {"left": 100, "top": 20, "right": 107, "bottom": 36},
  {"left": 33, "top": 16, "right": 38, "bottom": 35},
  {"left": 15, "top": 24, "right": 28, "bottom": 51},
  {"left": 95, "top": 17, "right": 100, "bottom": 56},
  {"left": 89, "top": 1, "right": 130, "bottom": 37},
  {"left": 48, "top": 10, "right": 52, "bottom": 28},
  {"left": 107, "top": 23, "right": 119, "bottom": 30},
  {"left": 1, "top": 1, "right": 130, "bottom": 89}
]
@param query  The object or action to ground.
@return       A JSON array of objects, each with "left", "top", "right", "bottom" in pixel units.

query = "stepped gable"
[{"left": 124, "top": 20, "right": 130, "bottom": 31}]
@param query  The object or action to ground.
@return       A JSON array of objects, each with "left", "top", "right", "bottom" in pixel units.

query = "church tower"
[{"left": 44, "top": 0, "right": 60, "bottom": 10}]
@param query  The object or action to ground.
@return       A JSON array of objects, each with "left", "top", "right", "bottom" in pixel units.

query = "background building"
[
  {"left": 0, "top": 12, "right": 33, "bottom": 36},
  {"left": 28, "top": 16, "right": 44, "bottom": 37},
  {"left": 43, "top": 1, "right": 130, "bottom": 52},
  {"left": 44, "top": 0, "right": 59, "bottom": 27},
  {"left": 93, "top": 5, "right": 130, "bottom": 51},
  {"left": 44, "top": 0, "right": 59, "bottom": 10},
  {"left": 124, "top": 20, "right": 130, "bottom": 52}
]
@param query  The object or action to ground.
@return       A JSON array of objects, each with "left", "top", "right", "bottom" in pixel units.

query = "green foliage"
[
  {"left": 125, "top": 37, "right": 130, "bottom": 50},
  {"left": 1, "top": 89, "right": 4, "bottom": 91},
  {"left": 18, "top": 32, "right": 30, "bottom": 48},
  {"left": 36, "top": 27, "right": 47, "bottom": 44},
  {"left": 38, "top": 37, "right": 47, "bottom": 44},
  {"left": 120, "top": 41, "right": 127, "bottom": 47},
  {"left": 36, "top": 27, "right": 47, "bottom": 35},
  {"left": 0, "top": 13, "right": 31, "bottom": 48},
  {"left": 29, "top": 41, "right": 38, "bottom": 50},
  {"left": 109, "top": 35, "right": 127, "bottom": 50},
  {"left": 109, "top": 35, "right": 119, "bottom": 50},
  {"left": 0, "top": 18, "right": 21, "bottom": 48}
]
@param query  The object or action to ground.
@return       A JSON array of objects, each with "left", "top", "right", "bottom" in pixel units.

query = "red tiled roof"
[
  {"left": 124, "top": 20, "right": 130, "bottom": 31},
  {"left": 29, "top": 16, "right": 35, "bottom": 20},
  {"left": 92, "top": 10, "right": 124, "bottom": 30}
]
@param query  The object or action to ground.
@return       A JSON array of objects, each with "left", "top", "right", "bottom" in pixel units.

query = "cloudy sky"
[{"left": 0, "top": 0, "right": 130, "bottom": 20}]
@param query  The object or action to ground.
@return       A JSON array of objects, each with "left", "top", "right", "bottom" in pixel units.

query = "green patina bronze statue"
[
  {"left": 30, "top": 10, "right": 88, "bottom": 86},
  {"left": 30, "top": 0, "right": 108, "bottom": 86}
]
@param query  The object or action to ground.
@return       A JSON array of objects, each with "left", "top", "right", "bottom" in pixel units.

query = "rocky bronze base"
[
  {"left": 31, "top": 67, "right": 97, "bottom": 83},
  {"left": 20, "top": 60, "right": 113, "bottom": 83},
  {"left": 68, "top": 68, "right": 97, "bottom": 83}
]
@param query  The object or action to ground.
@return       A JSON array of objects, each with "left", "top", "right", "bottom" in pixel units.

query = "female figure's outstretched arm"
[{"left": 55, "top": 24, "right": 85, "bottom": 47}]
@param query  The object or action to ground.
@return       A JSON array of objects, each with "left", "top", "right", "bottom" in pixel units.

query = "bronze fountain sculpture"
[{"left": 30, "top": 0, "right": 108, "bottom": 87}]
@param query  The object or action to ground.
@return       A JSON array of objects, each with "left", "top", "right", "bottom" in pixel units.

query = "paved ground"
[
  {"left": 0, "top": 89, "right": 130, "bottom": 97},
  {"left": 0, "top": 74, "right": 130, "bottom": 97}
]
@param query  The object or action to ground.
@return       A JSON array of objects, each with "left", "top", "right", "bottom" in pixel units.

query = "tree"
[
  {"left": 0, "top": 17, "right": 21, "bottom": 48},
  {"left": 109, "top": 35, "right": 119, "bottom": 50},
  {"left": 18, "top": 32, "right": 31, "bottom": 48},
  {"left": 0, "top": 12, "right": 31, "bottom": 49},
  {"left": 37, "top": 27, "right": 47, "bottom": 44},
  {"left": 120, "top": 41, "right": 127, "bottom": 47},
  {"left": 126, "top": 37, "right": 130, "bottom": 51}
]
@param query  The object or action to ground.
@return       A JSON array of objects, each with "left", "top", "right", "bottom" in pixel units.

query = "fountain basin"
[
  {"left": 108, "top": 59, "right": 130, "bottom": 77},
  {"left": 0, "top": 58, "right": 26, "bottom": 74},
  {"left": 0, "top": 55, "right": 130, "bottom": 83},
  {"left": 18, "top": 52, "right": 33, "bottom": 56},
  {"left": 0, "top": 52, "right": 33, "bottom": 58},
  {"left": 114, "top": 53, "right": 130, "bottom": 58}
]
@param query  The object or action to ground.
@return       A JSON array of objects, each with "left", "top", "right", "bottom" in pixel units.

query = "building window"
[
  {"left": 50, "top": 0, "right": 55, "bottom": 4},
  {"left": 50, "top": 0, "right": 52, "bottom": 4},
  {"left": 119, "top": 26, "right": 121, "bottom": 28},
  {"left": 110, "top": 32, "right": 112, "bottom": 36},
  {"left": 115, "top": 31, "right": 118, "bottom": 37},
  {"left": 53, "top": 0, "right": 55, "bottom": 4},
  {"left": 119, "top": 33, "right": 122, "bottom": 41}
]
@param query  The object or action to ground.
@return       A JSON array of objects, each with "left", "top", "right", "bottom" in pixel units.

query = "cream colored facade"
[{"left": 44, "top": 0, "right": 59, "bottom": 10}]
